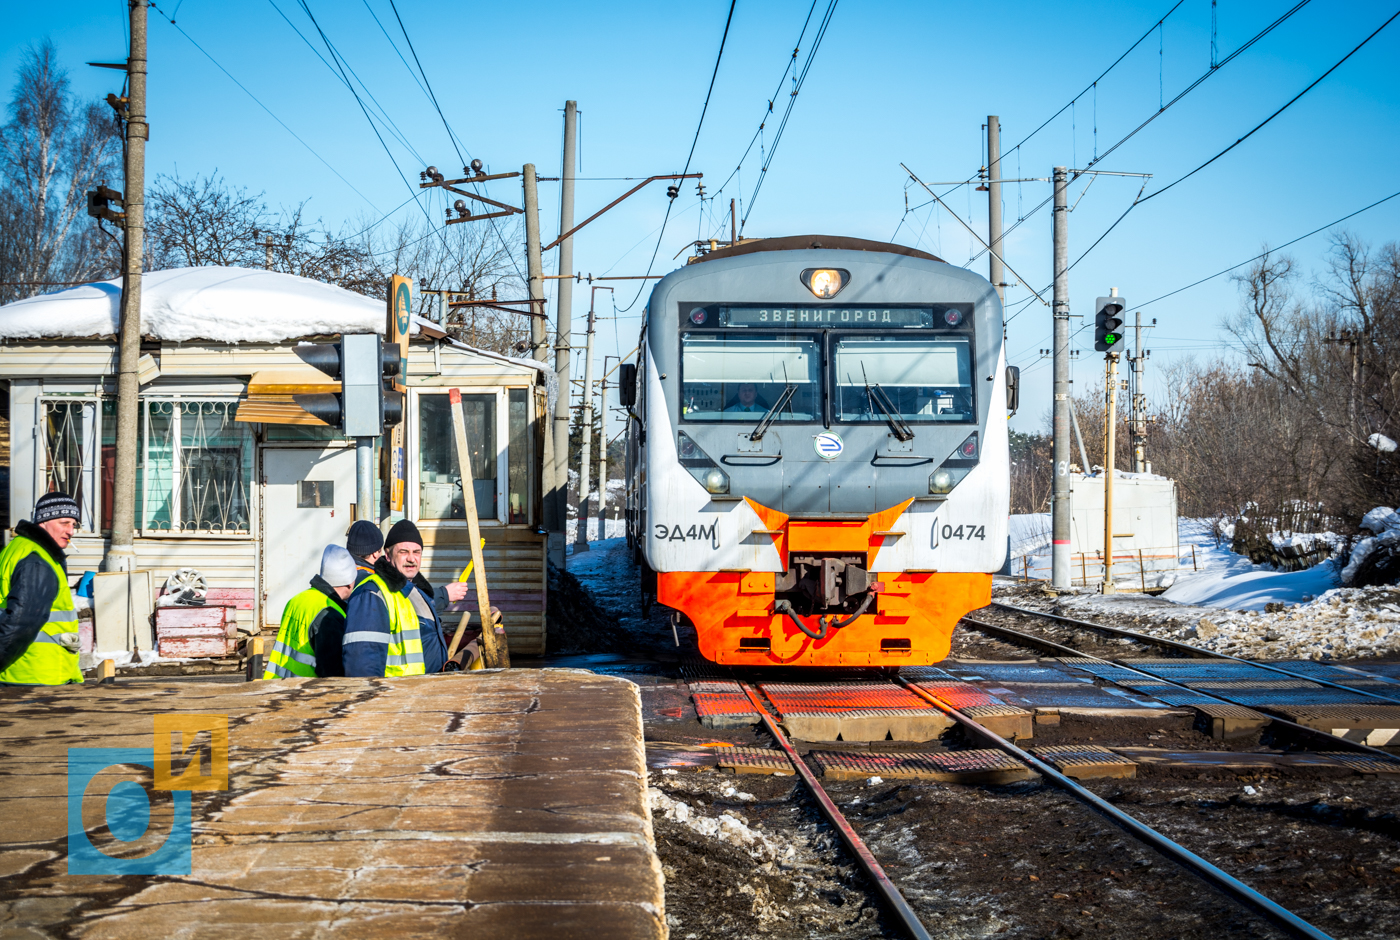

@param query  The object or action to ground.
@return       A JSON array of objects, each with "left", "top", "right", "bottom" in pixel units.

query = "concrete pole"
[
  {"left": 1051, "top": 167, "right": 1071, "bottom": 590},
  {"left": 1132, "top": 309, "right": 1147, "bottom": 473},
  {"left": 596, "top": 372, "right": 608, "bottom": 540},
  {"left": 574, "top": 307, "right": 597, "bottom": 551},
  {"left": 550, "top": 101, "right": 578, "bottom": 569},
  {"left": 103, "top": 0, "right": 148, "bottom": 573},
  {"left": 1103, "top": 353, "right": 1120, "bottom": 594},
  {"left": 987, "top": 116, "right": 1005, "bottom": 306},
  {"left": 523, "top": 164, "right": 546, "bottom": 362}
]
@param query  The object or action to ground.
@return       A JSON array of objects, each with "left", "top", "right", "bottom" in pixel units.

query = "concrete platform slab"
[{"left": 0, "top": 671, "right": 665, "bottom": 940}]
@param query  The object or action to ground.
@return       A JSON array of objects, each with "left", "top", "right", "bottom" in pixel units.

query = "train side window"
[
  {"left": 832, "top": 335, "right": 974, "bottom": 423},
  {"left": 679, "top": 332, "right": 820, "bottom": 422}
]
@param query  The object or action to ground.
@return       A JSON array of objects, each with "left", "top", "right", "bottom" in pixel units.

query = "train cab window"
[
  {"left": 679, "top": 332, "right": 820, "bottom": 421},
  {"left": 833, "top": 335, "right": 973, "bottom": 423}
]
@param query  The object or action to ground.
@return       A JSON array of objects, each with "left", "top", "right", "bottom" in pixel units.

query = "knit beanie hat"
[
  {"left": 320, "top": 544, "right": 358, "bottom": 588},
  {"left": 385, "top": 518, "right": 423, "bottom": 549},
  {"left": 346, "top": 520, "right": 384, "bottom": 558},
  {"left": 34, "top": 492, "right": 80, "bottom": 525}
]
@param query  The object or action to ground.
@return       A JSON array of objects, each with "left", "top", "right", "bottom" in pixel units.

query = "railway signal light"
[
  {"left": 1094, "top": 294, "right": 1126, "bottom": 353},
  {"left": 296, "top": 334, "right": 403, "bottom": 436}
]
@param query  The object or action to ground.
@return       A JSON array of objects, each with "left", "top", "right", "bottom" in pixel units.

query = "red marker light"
[
  {"left": 959, "top": 435, "right": 977, "bottom": 458},
  {"left": 944, "top": 309, "right": 962, "bottom": 326},
  {"left": 690, "top": 308, "right": 708, "bottom": 325}
]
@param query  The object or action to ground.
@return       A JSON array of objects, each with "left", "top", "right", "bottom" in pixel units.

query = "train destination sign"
[{"left": 700, "top": 304, "right": 970, "bottom": 329}]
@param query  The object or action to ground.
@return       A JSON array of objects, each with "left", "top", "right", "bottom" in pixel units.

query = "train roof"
[{"left": 687, "top": 235, "right": 943, "bottom": 265}]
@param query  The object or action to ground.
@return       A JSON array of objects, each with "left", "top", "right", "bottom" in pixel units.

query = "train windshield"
[
  {"left": 833, "top": 335, "right": 973, "bottom": 423},
  {"left": 680, "top": 332, "right": 820, "bottom": 421}
]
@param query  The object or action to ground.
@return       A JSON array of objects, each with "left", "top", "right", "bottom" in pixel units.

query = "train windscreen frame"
[{"left": 678, "top": 331, "right": 820, "bottom": 422}]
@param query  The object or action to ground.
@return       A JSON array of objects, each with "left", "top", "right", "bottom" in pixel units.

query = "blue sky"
[{"left": 7, "top": 0, "right": 1400, "bottom": 444}]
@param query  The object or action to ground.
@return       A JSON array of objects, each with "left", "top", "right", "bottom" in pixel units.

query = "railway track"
[{"left": 728, "top": 663, "right": 1343, "bottom": 940}]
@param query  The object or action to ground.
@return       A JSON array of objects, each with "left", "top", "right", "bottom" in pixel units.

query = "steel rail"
[
  {"left": 963, "top": 615, "right": 1400, "bottom": 763},
  {"left": 738, "top": 683, "right": 932, "bottom": 940},
  {"left": 895, "top": 675, "right": 1336, "bottom": 940},
  {"left": 991, "top": 601, "right": 1400, "bottom": 706}
]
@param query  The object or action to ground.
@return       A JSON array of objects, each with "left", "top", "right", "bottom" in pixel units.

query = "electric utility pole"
[
  {"left": 1129, "top": 311, "right": 1155, "bottom": 473},
  {"left": 575, "top": 286, "right": 610, "bottom": 551},
  {"left": 986, "top": 116, "right": 1005, "bottom": 306},
  {"left": 523, "top": 164, "right": 546, "bottom": 362},
  {"left": 551, "top": 100, "right": 578, "bottom": 569},
  {"left": 1102, "top": 349, "right": 1120, "bottom": 594},
  {"left": 597, "top": 355, "right": 617, "bottom": 543},
  {"left": 1051, "top": 167, "right": 1071, "bottom": 590},
  {"left": 104, "top": 0, "right": 148, "bottom": 573}
]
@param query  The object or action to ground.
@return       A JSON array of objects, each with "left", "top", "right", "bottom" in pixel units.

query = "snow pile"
[
  {"left": 1048, "top": 584, "right": 1400, "bottom": 660},
  {"left": 0, "top": 266, "right": 389, "bottom": 343},
  {"left": 1342, "top": 507, "right": 1400, "bottom": 587},
  {"left": 648, "top": 786, "right": 790, "bottom": 859}
]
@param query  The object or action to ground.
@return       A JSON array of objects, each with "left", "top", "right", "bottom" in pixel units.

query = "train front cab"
[{"left": 629, "top": 237, "right": 1010, "bottom": 668}]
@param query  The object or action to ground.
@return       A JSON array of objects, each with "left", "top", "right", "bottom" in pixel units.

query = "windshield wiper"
[
  {"left": 749, "top": 384, "right": 797, "bottom": 441},
  {"left": 862, "top": 364, "right": 914, "bottom": 442}
]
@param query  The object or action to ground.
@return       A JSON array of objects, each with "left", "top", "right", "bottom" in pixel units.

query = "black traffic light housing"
[
  {"left": 87, "top": 185, "right": 125, "bottom": 225},
  {"left": 1094, "top": 295, "right": 1126, "bottom": 353},
  {"left": 294, "top": 335, "right": 403, "bottom": 435}
]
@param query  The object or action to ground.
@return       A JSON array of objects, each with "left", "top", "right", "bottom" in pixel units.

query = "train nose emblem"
[{"left": 813, "top": 431, "right": 844, "bottom": 460}]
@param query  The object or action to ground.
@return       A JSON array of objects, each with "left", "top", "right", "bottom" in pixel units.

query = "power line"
[
  {"left": 1006, "top": 0, "right": 1188, "bottom": 155},
  {"left": 1008, "top": 9, "right": 1400, "bottom": 319},
  {"left": 740, "top": 0, "right": 840, "bottom": 233},
  {"left": 619, "top": 0, "right": 738, "bottom": 313},
  {"left": 1130, "top": 187, "right": 1400, "bottom": 312},
  {"left": 147, "top": 2, "right": 380, "bottom": 210}
]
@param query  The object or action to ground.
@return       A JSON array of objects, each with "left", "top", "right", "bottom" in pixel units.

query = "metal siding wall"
[{"left": 419, "top": 528, "right": 547, "bottom": 655}]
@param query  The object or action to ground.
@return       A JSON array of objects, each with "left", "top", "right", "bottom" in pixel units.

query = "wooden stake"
[{"left": 447, "top": 388, "right": 509, "bottom": 668}]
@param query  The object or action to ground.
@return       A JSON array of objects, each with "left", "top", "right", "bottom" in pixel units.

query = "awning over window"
[{"left": 236, "top": 369, "right": 339, "bottom": 426}]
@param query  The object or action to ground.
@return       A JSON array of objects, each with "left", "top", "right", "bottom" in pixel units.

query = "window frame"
[
  {"left": 827, "top": 329, "right": 978, "bottom": 426},
  {"left": 138, "top": 397, "right": 255, "bottom": 537},
  {"left": 36, "top": 396, "right": 100, "bottom": 533},
  {"left": 409, "top": 388, "right": 509, "bottom": 526},
  {"left": 676, "top": 329, "right": 825, "bottom": 425}
]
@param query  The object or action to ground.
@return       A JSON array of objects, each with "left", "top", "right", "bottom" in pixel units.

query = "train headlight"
[
  {"left": 800, "top": 267, "right": 849, "bottom": 299},
  {"left": 928, "top": 466, "right": 971, "bottom": 495},
  {"left": 703, "top": 468, "right": 730, "bottom": 494}
]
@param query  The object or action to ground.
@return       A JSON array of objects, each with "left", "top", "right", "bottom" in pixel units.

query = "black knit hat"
[
  {"left": 384, "top": 519, "right": 423, "bottom": 549},
  {"left": 346, "top": 520, "right": 384, "bottom": 557},
  {"left": 34, "top": 492, "right": 80, "bottom": 525}
]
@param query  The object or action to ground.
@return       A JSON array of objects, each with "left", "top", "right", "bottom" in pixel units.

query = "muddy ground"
[{"left": 558, "top": 540, "right": 1400, "bottom": 939}]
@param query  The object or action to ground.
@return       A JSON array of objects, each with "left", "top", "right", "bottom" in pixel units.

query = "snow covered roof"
[{"left": 0, "top": 266, "right": 394, "bottom": 343}]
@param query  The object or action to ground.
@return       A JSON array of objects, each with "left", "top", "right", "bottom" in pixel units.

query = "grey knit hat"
[{"left": 34, "top": 492, "right": 80, "bottom": 525}]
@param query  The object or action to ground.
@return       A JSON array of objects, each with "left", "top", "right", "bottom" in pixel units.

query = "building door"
[{"left": 261, "top": 447, "right": 356, "bottom": 626}]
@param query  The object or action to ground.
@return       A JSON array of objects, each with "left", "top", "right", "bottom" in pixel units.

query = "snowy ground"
[{"left": 1002, "top": 515, "right": 1400, "bottom": 661}]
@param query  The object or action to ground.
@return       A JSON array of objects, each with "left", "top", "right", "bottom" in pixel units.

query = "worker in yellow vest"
[
  {"left": 0, "top": 493, "right": 84, "bottom": 685},
  {"left": 263, "top": 545, "right": 356, "bottom": 679}
]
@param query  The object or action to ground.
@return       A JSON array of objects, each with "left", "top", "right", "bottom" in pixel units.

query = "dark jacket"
[
  {"left": 342, "top": 558, "right": 447, "bottom": 677},
  {"left": 0, "top": 521, "right": 64, "bottom": 675},
  {"left": 303, "top": 574, "right": 349, "bottom": 678}
]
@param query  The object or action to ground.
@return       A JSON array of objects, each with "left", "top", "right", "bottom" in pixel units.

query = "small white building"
[
  {"left": 1068, "top": 470, "right": 1179, "bottom": 590},
  {"left": 0, "top": 267, "right": 552, "bottom": 655}
]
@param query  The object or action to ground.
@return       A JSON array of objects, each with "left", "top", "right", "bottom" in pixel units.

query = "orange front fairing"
[{"left": 656, "top": 499, "right": 992, "bottom": 666}]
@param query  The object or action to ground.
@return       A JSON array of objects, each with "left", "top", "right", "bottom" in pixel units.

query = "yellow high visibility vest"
[
  {"left": 348, "top": 573, "right": 425, "bottom": 677},
  {"left": 0, "top": 535, "right": 83, "bottom": 685},
  {"left": 263, "top": 588, "right": 344, "bottom": 680}
]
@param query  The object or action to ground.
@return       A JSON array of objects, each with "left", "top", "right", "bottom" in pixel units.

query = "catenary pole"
[
  {"left": 574, "top": 303, "right": 598, "bottom": 551},
  {"left": 596, "top": 370, "right": 608, "bottom": 541},
  {"left": 1131, "top": 310, "right": 1148, "bottom": 473},
  {"left": 550, "top": 101, "right": 578, "bottom": 569},
  {"left": 523, "top": 164, "right": 546, "bottom": 362},
  {"left": 104, "top": 0, "right": 147, "bottom": 573},
  {"left": 987, "top": 116, "right": 1005, "bottom": 306},
  {"left": 1051, "top": 167, "right": 1071, "bottom": 590}
]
